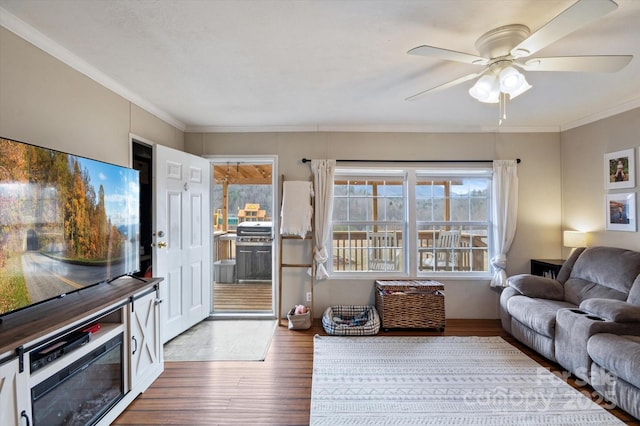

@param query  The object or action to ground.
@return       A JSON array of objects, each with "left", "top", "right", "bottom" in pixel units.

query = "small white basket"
[{"left": 287, "top": 307, "right": 312, "bottom": 330}]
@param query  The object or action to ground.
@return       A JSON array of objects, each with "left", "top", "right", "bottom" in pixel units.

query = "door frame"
[{"left": 206, "top": 155, "right": 278, "bottom": 319}]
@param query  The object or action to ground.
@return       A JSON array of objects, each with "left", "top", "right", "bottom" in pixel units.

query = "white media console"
[{"left": 0, "top": 277, "right": 163, "bottom": 426}]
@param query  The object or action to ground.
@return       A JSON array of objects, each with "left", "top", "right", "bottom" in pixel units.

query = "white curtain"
[
  {"left": 490, "top": 160, "right": 519, "bottom": 288},
  {"left": 310, "top": 159, "right": 335, "bottom": 280}
]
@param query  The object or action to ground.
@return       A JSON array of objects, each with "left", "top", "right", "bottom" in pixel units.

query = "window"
[
  {"left": 331, "top": 167, "right": 492, "bottom": 276},
  {"left": 332, "top": 170, "right": 406, "bottom": 273},
  {"left": 416, "top": 170, "right": 491, "bottom": 274}
]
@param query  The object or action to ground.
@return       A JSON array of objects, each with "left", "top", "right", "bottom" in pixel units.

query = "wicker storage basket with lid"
[{"left": 375, "top": 280, "right": 445, "bottom": 331}]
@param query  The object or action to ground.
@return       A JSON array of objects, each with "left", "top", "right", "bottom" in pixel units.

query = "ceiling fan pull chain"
[{"left": 503, "top": 93, "right": 507, "bottom": 121}]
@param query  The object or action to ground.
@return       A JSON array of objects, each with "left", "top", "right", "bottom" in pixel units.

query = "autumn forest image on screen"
[{"left": 0, "top": 137, "right": 139, "bottom": 316}]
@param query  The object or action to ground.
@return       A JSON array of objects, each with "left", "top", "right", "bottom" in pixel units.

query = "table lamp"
[{"left": 563, "top": 231, "right": 587, "bottom": 248}]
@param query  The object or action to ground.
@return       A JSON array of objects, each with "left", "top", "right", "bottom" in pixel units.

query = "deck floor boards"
[{"left": 213, "top": 282, "right": 272, "bottom": 311}]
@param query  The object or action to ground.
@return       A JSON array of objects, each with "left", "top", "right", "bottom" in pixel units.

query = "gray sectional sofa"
[{"left": 500, "top": 246, "right": 640, "bottom": 420}]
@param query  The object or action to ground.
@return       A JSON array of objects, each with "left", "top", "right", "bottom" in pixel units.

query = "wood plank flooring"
[
  {"left": 113, "top": 319, "right": 640, "bottom": 425},
  {"left": 213, "top": 282, "right": 272, "bottom": 311}
]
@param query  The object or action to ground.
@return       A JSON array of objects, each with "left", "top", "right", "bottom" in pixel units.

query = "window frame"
[
  {"left": 329, "top": 166, "right": 493, "bottom": 279},
  {"left": 331, "top": 169, "right": 408, "bottom": 277},
  {"left": 415, "top": 168, "right": 493, "bottom": 278}
]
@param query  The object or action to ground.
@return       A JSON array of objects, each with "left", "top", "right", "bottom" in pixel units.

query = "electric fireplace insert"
[{"left": 31, "top": 333, "right": 124, "bottom": 426}]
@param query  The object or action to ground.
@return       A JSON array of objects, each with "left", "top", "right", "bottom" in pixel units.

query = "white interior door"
[{"left": 154, "top": 144, "right": 211, "bottom": 343}]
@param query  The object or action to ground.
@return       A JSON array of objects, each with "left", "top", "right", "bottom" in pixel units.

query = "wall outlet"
[{"left": 306, "top": 292, "right": 312, "bottom": 302}]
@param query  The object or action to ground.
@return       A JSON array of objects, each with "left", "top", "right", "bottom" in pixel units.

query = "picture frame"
[
  {"left": 606, "top": 192, "right": 636, "bottom": 232},
  {"left": 604, "top": 148, "right": 635, "bottom": 189}
]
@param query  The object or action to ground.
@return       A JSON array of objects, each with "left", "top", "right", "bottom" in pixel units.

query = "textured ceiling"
[{"left": 1, "top": 0, "right": 639, "bottom": 132}]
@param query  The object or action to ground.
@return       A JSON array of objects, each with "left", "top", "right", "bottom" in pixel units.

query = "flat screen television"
[{"left": 0, "top": 136, "right": 140, "bottom": 318}]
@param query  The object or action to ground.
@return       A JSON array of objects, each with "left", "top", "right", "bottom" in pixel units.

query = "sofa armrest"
[
  {"left": 580, "top": 298, "right": 640, "bottom": 323},
  {"left": 507, "top": 274, "right": 564, "bottom": 300},
  {"left": 556, "top": 308, "right": 640, "bottom": 383}
]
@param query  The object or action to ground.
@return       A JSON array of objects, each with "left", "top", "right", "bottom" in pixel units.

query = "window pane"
[
  {"left": 415, "top": 173, "right": 491, "bottom": 274},
  {"left": 351, "top": 183, "right": 372, "bottom": 196},
  {"left": 416, "top": 198, "right": 434, "bottom": 221},
  {"left": 416, "top": 182, "right": 433, "bottom": 197},
  {"left": 332, "top": 197, "right": 348, "bottom": 220},
  {"left": 334, "top": 183, "right": 348, "bottom": 196},
  {"left": 469, "top": 180, "right": 489, "bottom": 221},
  {"left": 381, "top": 183, "right": 403, "bottom": 197},
  {"left": 348, "top": 197, "right": 371, "bottom": 221},
  {"left": 332, "top": 224, "right": 365, "bottom": 272},
  {"left": 332, "top": 223, "right": 403, "bottom": 272},
  {"left": 376, "top": 197, "right": 404, "bottom": 221},
  {"left": 433, "top": 195, "right": 446, "bottom": 221},
  {"left": 417, "top": 224, "right": 489, "bottom": 273},
  {"left": 450, "top": 197, "right": 469, "bottom": 221},
  {"left": 366, "top": 225, "right": 403, "bottom": 272}
]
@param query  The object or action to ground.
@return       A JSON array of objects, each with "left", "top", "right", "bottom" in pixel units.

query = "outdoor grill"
[{"left": 236, "top": 221, "right": 273, "bottom": 281}]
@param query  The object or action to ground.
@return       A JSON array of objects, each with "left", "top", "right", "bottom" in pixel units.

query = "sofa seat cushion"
[
  {"left": 507, "top": 296, "right": 575, "bottom": 338},
  {"left": 588, "top": 333, "right": 640, "bottom": 389}
]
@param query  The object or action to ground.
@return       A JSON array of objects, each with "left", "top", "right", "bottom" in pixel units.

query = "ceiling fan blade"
[
  {"left": 519, "top": 55, "right": 633, "bottom": 72},
  {"left": 511, "top": 0, "right": 618, "bottom": 58},
  {"left": 405, "top": 71, "right": 486, "bottom": 101},
  {"left": 408, "top": 45, "right": 488, "bottom": 65}
]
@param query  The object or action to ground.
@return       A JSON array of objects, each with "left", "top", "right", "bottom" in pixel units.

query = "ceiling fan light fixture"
[
  {"left": 508, "top": 78, "right": 532, "bottom": 99},
  {"left": 469, "top": 75, "right": 499, "bottom": 103},
  {"left": 499, "top": 66, "right": 526, "bottom": 93}
]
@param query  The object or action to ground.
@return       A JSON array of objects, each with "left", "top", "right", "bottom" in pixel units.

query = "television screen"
[{"left": 0, "top": 136, "right": 140, "bottom": 318}]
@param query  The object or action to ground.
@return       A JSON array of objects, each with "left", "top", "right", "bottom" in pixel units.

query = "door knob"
[{"left": 157, "top": 241, "right": 168, "bottom": 248}]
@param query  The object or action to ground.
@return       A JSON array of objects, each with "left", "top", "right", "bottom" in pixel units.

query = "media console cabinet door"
[
  {"left": 129, "top": 289, "right": 162, "bottom": 388},
  {"left": 0, "top": 357, "right": 29, "bottom": 426}
]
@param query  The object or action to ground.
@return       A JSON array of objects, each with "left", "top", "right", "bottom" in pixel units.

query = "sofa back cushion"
[
  {"left": 628, "top": 275, "right": 640, "bottom": 305},
  {"left": 563, "top": 246, "right": 640, "bottom": 306},
  {"left": 556, "top": 247, "right": 585, "bottom": 283}
]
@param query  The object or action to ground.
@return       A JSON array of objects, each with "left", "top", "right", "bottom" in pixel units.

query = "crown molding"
[
  {"left": 187, "top": 125, "right": 322, "bottom": 133},
  {"left": 186, "top": 123, "right": 561, "bottom": 134},
  {"left": 0, "top": 7, "right": 186, "bottom": 132},
  {"left": 560, "top": 96, "right": 640, "bottom": 131}
]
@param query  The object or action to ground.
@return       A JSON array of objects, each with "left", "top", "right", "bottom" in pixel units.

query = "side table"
[{"left": 530, "top": 259, "right": 564, "bottom": 279}]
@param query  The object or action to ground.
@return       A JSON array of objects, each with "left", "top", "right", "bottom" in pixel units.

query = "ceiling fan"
[{"left": 406, "top": 0, "right": 632, "bottom": 107}]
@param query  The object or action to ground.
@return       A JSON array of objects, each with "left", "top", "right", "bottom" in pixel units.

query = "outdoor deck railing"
[
  {"left": 332, "top": 231, "right": 488, "bottom": 272},
  {"left": 214, "top": 230, "right": 488, "bottom": 272}
]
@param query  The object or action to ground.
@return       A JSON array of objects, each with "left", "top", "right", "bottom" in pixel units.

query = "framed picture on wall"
[
  {"left": 606, "top": 192, "right": 636, "bottom": 232},
  {"left": 604, "top": 148, "right": 635, "bottom": 189}
]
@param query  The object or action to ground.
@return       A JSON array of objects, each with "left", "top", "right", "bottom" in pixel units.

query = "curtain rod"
[{"left": 301, "top": 158, "right": 521, "bottom": 164}]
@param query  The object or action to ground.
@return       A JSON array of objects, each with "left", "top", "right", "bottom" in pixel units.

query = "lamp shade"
[{"left": 563, "top": 231, "right": 587, "bottom": 248}]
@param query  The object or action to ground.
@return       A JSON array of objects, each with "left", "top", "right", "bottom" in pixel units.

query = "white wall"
[
  {"left": 561, "top": 108, "right": 640, "bottom": 257},
  {"left": 0, "top": 27, "right": 184, "bottom": 166},
  {"left": 186, "top": 131, "right": 562, "bottom": 319}
]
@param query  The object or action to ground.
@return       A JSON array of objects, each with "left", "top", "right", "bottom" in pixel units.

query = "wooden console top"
[{"left": 0, "top": 276, "right": 162, "bottom": 356}]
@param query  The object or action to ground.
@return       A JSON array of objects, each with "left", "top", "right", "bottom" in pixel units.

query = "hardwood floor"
[{"left": 113, "top": 319, "right": 639, "bottom": 425}]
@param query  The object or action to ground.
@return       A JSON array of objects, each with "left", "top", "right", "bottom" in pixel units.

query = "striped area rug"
[{"left": 310, "top": 335, "right": 623, "bottom": 425}]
